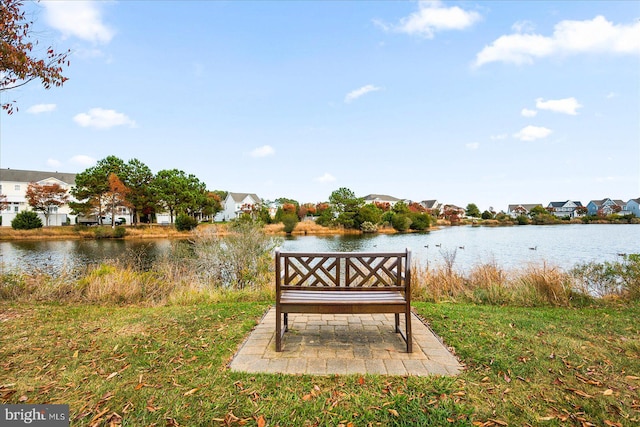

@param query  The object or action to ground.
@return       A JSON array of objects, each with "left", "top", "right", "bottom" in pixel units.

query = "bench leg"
[
  {"left": 394, "top": 313, "right": 400, "bottom": 333},
  {"left": 284, "top": 313, "right": 288, "bottom": 332},
  {"left": 275, "top": 306, "right": 282, "bottom": 352},
  {"left": 405, "top": 310, "right": 413, "bottom": 353}
]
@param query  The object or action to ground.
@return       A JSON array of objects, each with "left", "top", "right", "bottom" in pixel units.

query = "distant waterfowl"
[
  {"left": 459, "top": 246, "right": 465, "bottom": 250},
  {"left": 529, "top": 246, "right": 537, "bottom": 250},
  {"left": 617, "top": 253, "right": 626, "bottom": 257},
  {"left": 435, "top": 244, "right": 441, "bottom": 247},
  {"left": 424, "top": 245, "right": 429, "bottom": 248}
]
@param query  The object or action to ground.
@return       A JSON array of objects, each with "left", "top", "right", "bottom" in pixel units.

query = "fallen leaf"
[
  {"left": 357, "top": 377, "right": 365, "bottom": 386},
  {"left": 18, "top": 395, "right": 28, "bottom": 402},
  {"left": 388, "top": 409, "right": 399, "bottom": 417},
  {"left": 538, "top": 416, "right": 555, "bottom": 421},
  {"left": 604, "top": 421, "right": 622, "bottom": 427},
  {"left": 626, "top": 375, "right": 639, "bottom": 380},
  {"left": 489, "top": 419, "right": 508, "bottom": 426},
  {"left": 183, "top": 388, "right": 198, "bottom": 396},
  {"left": 256, "top": 415, "right": 266, "bottom": 427},
  {"left": 603, "top": 389, "right": 614, "bottom": 396},
  {"left": 73, "top": 350, "right": 79, "bottom": 358},
  {"left": 106, "top": 372, "right": 118, "bottom": 380},
  {"left": 567, "top": 388, "right": 593, "bottom": 398}
]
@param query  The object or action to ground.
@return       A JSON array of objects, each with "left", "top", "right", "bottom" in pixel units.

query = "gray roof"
[
  {"left": 420, "top": 200, "right": 440, "bottom": 209},
  {"left": 0, "top": 168, "right": 76, "bottom": 185},
  {"left": 363, "top": 194, "right": 401, "bottom": 202},
  {"left": 548, "top": 200, "right": 583, "bottom": 208},
  {"left": 228, "top": 192, "right": 261, "bottom": 203},
  {"left": 508, "top": 203, "right": 542, "bottom": 211},
  {"left": 589, "top": 198, "right": 624, "bottom": 207}
]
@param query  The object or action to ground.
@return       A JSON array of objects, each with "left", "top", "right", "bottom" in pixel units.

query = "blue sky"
[{"left": 1, "top": 0, "right": 638, "bottom": 212}]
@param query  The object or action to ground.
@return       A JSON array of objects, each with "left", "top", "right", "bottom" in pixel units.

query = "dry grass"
[
  {"left": 412, "top": 261, "right": 582, "bottom": 306},
  {"left": 263, "top": 220, "right": 358, "bottom": 235}
]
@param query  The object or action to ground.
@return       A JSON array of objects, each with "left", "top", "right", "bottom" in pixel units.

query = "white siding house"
[
  {"left": 215, "top": 192, "right": 261, "bottom": 221},
  {"left": 547, "top": 201, "right": 584, "bottom": 218},
  {"left": 507, "top": 204, "right": 543, "bottom": 218},
  {"left": 0, "top": 168, "right": 76, "bottom": 226},
  {"left": 363, "top": 194, "right": 401, "bottom": 208}
]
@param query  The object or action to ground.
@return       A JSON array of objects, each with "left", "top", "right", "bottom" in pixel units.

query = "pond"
[{"left": 0, "top": 224, "right": 636, "bottom": 275}]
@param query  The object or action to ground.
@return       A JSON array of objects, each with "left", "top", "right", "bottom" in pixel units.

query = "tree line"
[{"left": 69, "top": 156, "right": 223, "bottom": 226}]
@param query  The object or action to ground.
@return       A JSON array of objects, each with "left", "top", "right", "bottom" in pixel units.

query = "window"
[
  {"left": 14, "top": 184, "right": 20, "bottom": 191},
  {"left": 14, "top": 206, "right": 19, "bottom": 213}
]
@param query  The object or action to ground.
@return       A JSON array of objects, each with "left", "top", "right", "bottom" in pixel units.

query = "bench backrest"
[{"left": 275, "top": 248, "right": 411, "bottom": 293}]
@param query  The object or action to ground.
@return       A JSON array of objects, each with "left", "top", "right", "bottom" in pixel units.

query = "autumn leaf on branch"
[{"left": 1, "top": 0, "right": 70, "bottom": 114}]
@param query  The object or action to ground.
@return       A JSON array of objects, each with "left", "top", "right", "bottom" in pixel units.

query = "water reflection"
[{"left": 0, "top": 224, "right": 637, "bottom": 276}]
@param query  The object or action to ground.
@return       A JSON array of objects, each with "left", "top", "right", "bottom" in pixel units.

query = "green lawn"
[{"left": 1, "top": 301, "right": 638, "bottom": 426}]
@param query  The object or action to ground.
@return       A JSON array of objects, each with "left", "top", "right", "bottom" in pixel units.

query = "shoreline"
[{"left": 0, "top": 218, "right": 636, "bottom": 241}]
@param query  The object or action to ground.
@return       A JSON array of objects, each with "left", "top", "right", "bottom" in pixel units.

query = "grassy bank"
[{"left": 1, "top": 301, "right": 638, "bottom": 426}]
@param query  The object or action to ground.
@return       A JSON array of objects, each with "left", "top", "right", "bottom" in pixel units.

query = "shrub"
[
  {"left": 571, "top": 254, "right": 640, "bottom": 299},
  {"left": 175, "top": 213, "right": 198, "bottom": 231},
  {"left": 93, "top": 226, "right": 127, "bottom": 239},
  {"left": 281, "top": 212, "right": 298, "bottom": 234},
  {"left": 11, "top": 210, "right": 43, "bottom": 230},
  {"left": 391, "top": 214, "right": 412, "bottom": 232},
  {"left": 113, "top": 226, "right": 126, "bottom": 238},
  {"left": 360, "top": 221, "right": 377, "bottom": 233},
  {"left": 409, "top": 213, "right": 431, "bottom": 231},
  {"left": 190, "top": 222, "right": 282, "bottom": 290},
  {"left": 481, "top": 210, "right": 494, "bottom": 220}
]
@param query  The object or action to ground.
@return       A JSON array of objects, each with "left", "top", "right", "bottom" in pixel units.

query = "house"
[
  {"left": 442, "top": 204, "right": 465, "bottom": 218},
  {"left": 626, "top": 198, "right": 640, "bottom": 217},
  {"left": 0, "top": 168, "right": 76, "bottom": 226},
  {"left": 507, "top": 203, "right": 542, "bottom": 218},
  {"left": 546, "top": 200, "right": 584, "bottom": 218},
  {"left": 586, "top": 198, "right": 626, "bottom": 216},
  {"left": 215, "top": 192, "right": 261, "bottom": 221},
  {"left": 420, "top": 200, "right": 443, "bottom": 214},
  {"left": 363, "top": 194, "right": 401, "bottom": 210},
  {"left": 624, "top": 197, "right": 640, "bottom": 218}
]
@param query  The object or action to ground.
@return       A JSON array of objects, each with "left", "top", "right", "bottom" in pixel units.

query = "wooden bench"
[{"left": 275, "top": 248, "right": 412, "bottom": 353}]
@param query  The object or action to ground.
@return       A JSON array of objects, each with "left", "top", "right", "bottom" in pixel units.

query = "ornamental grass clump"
[{"left": 511, "top": 263, "right": 574, "bottom": 306}]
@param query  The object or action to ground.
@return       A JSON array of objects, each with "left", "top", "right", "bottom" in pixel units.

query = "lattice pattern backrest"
[
  {"left": 281, "top": 253, "right": 404, "bottom": 288},
  {"left": 284, "top": 256, "right": 339, "bottom": 287},
  {"left": 346, "top": 256, "right": 401, "bottom": 287}
]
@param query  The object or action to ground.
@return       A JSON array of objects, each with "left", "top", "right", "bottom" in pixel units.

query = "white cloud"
[
  {"left": 475, "top": 15, "right": 640, "bottom": 67},
  {"left": 314, "top": 173, "right": 336, "bottom": 183},
  {"left": 521, "top": 108, "right": 538, "bottom": 117},
  {"left": 465, "top": 142, "right": 480, "bottom": 150},
  {"left": 606, "top": 92, "right": 618, "bottom": 99},
  {"left": 378, "top": 0, "right": 481, "bottom": 38},
  {"left": 27, "top": 104, "right": 57, "bottom": 114},
  {"left": 46, "top": 158, "right": 62, "bottom": 168},
  {"left": 73, "top": 108, "right": 136, "bottom": 129},
  {"left": 511, "top": 20, "right": 535, "bottom": 33},
  {"left": 345, "top": 85, "right": 381, "bottom": 103},
  {"left": 249, "top": 145, "right": 275, "bottom": 158},
  {"left": 513, "top": 125, "right": 552, "bottom": 141},
  {"left": 490, "top": 133, "right": 508, "bottom": 140},
  {"left": 69, "top": 155, "right": 96, "bottom": 166},
  {"left": 43, "top": 1, "right": 115, "bottom": 44},
  {"left": 536, "top": 97, "right": 582, "bottom": 115}
]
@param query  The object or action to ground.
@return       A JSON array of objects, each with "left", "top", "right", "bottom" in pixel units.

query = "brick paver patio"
[{"left": 229, "top": 308, "right": 463, "bottom": 376}]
